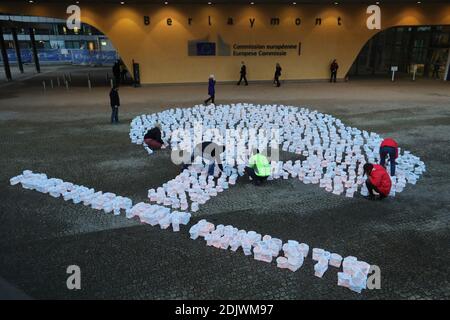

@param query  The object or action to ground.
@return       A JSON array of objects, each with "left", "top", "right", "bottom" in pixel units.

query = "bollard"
[
  {"left": 87, "top": 73, "right": 92, "bottom": 89},
  {"left": 110, "top": 78, "right": 114, "bottom": 88},
  {"left": 390, "top": 66, "right": 398, "bottom": 82},
  {"left": 42, "top": 80, "right": 46, "bottom": 91},
  {"left": 50, "top": 79, "right": 54, "bottom": 89},
  {"left": 412, "top": 64, "right": 418, "bottom": 81},
  {"left": 65, "top": 79, "right": 69, "bottom": 90},
  {"left": 69, "top": 73, "right": 72, "bottom": 82}
]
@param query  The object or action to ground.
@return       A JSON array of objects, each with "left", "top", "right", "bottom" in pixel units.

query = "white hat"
[{"left": 209, "top": 74, "right": 215, "bottom": 79}]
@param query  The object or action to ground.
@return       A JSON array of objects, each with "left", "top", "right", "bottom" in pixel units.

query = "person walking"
[
  {"left": 379, "top": 137, "right": 398, "bottom": 176},
  {"left": 244, "top": 149, "right": 271, "bottom": 186},
  {"left": 237, "top": 61, "right": 248, "bottom": 86},
  {"left": 273, "top": 63, "right": 282, "bottom": 87},
  {"left": 120, "top": 60, "right": 128, "bottom": 83},
  {"left": 109, "top": 86, "right": 120, "bottom": 124},
  {"left": 363, "top": 163, "right": 392, "bottom": 200},
  {"left": 330, "top": 59, "right": 339, "bottom": 83},
  {"left": 204, "top": 75, "right": 216, "bottom": 105}
]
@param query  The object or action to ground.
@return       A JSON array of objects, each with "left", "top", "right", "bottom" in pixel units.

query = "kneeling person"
[
  {"left": 363, "top": 163, "right": 392, "bottom": 200},
  {"left": 144, "top": 123, "right": 165, "bottom": 150},
  {"left": 245, "top": 150, "right": 271, "bottom": 185}
]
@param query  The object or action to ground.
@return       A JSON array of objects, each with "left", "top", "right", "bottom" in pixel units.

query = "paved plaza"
[{"left": 0, "top": 74, "right": 449, "bottom": 299}]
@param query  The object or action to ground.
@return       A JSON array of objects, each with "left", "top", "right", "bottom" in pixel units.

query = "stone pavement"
[{"left": 0, "top": 76, "right": 449, "bottom": 299}]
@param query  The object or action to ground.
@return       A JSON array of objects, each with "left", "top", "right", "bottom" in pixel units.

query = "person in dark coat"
[
  {"left": 144, "top": 123, "right": 165, "bottom": 150},
  {"left": 182, "top": 141, "right": 225, "bottom": 176},
  {"left": 431, "top": 61, "right": 440, "bottom": 79},
  {"left": 109, "top": 86, "right": 120, "bottom": 124},
  {"left": 112, "top": 61, "right": 121, "bottom": 85},
  {"left": 237, "top": 61, "right": 248, "bottom": 86},
  {"left": 204, "top": 75, "right": 216, "bottom": 105},
  {"left": 273, "top": 63, "right": 282, "bottom": 87},
  {"left": 330, "top": 59, "right": 339, "bottom": 83},
  {"left": 120, "top": 61, "right": 128, "bottom": 82}
]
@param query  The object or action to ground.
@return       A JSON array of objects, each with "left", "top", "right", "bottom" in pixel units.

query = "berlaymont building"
[
  {"left": 0, "top": 0, "right": 449, "bottom": 308},
  {"left": 1, "top": 0, "right": 449, "bottom": 83}
]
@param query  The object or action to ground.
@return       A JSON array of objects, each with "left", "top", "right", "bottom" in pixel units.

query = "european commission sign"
[{"left": 191, "top": 43, "right": 301, "bottom": 57}]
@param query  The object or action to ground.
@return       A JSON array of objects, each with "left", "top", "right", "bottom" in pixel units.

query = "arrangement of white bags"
[
  {"left": 11, "top": 169, "right": 370, "bottom": 294},
  {"left": 148, "top": 164, "right": 238, "bottom": 213},
  {"left": 189, "top": 219, "right": 371, "bottom": 294},
  {"left": 12, "top": 103, "right": 426, "bottom": 295},
  {"left": 127, "top": 202, "right": 191, "bottom": 232},
  {"left": 130, "top": 103, "right": 425, "bottom": 198},
  {"left": 10, "top": 170, "right": 191, "bottom": 232},
  {"left": 338, "top": 256, "right": 372, "bottom": 293},
  {"left": 10, "top": 170, "right": 133, "bottom": 215}
]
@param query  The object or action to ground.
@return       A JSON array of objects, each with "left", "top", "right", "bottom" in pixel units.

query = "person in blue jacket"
[{"left": 204, "top": 75, "right": 216, "bottom": 105}]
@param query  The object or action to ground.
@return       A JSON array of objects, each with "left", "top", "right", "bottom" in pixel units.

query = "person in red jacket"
[
  {"left": 363, "top": 163, "right": 392, "bottom": 200},
  {"left": 380, "top": 138, "right": 398, "bottom": 176}
]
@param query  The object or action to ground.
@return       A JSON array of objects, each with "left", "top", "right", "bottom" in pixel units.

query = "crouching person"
[
  {"left": 182, "top": 141, "right": 225, "bottom": 176},
  {"left": 245, "top": 149, "right": 271, "bottom": 186},
  {"left": 363, "top": 163, "right": 392, "bottom": 200},
  {"left": 144, "top": 123, "right": 165, "bottom": 150}
]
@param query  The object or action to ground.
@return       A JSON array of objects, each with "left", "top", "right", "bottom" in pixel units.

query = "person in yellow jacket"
[{"left": 244, "top": 149, "right": 271, "bottom": 186}]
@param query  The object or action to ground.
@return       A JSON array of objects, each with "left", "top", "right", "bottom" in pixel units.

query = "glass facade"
[
  {"left": 349, "top": 25, "right": 450, "bottom": 79},
  {"left": 0, "top": 15, "right": 105, "bottom": 50}
]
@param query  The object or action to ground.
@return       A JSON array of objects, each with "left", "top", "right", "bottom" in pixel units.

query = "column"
[
  {"left": 0, "top": 26, "right": 12, "bottom": 81},
  {"left": 29, "top": 27, "right": 40, "bottom": 73},
  {"left": 445, "top": 49, "right": 450, "bottom": 81},
  {"left": 12, "top": 27, "right": 24, "bottom": 73}
]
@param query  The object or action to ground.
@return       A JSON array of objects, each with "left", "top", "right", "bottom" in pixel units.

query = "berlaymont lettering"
[{"left": 144, "top": 15, "right": 339, "bottom": 27}]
